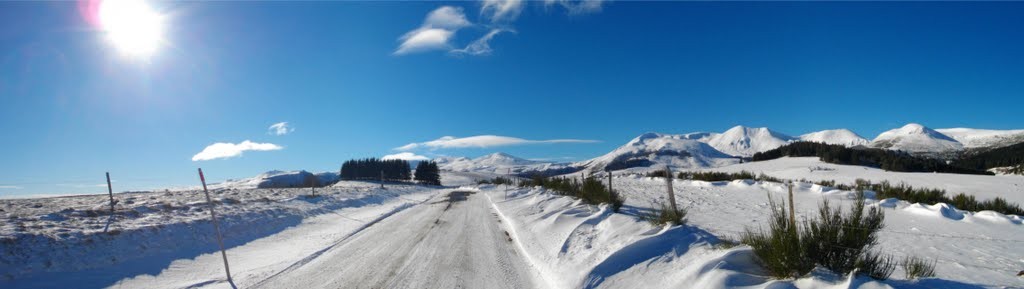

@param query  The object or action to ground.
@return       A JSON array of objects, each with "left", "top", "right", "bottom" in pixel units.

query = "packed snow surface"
[{"left": 253, "top": 189, "right": 539, "bottom": 289}]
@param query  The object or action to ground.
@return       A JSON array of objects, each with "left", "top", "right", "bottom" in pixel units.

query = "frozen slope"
[
  {"left": 799, "top": 129, "right": 870, "bottom": 147},
  {"left": 574, "top": 132, "right": 739, "bottom": 172},
  {"left": 870, "top": 123, "right": 963, "bottom": 153}
]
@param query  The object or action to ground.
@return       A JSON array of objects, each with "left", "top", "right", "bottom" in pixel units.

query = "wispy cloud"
[
  {"left": 382, "top": 152, "right": 431, "bottom": 161},
  {"left": 395, "top": 6, "right": 472, "bottom": 55},
  {"left": 396, "top": 135, "right": 598, "bottom": 151},
  {"left": 191, "top": 140, "right": 283, "bottom": 161},
  {"left": 0, "top": 185, "right": 22, "bottom": 189},
  {"left": 451, "top": 28, "right": 512, "bottom": 56},
  {"left": 482, "top": 0, "right": 524, "bottom": 21},
  {"left": 56, "top": 183, "right": 107, "bottom": 188},
  {"left": 268, "top": 122, "right": 294, "bottom": 136},
  {"left": 545, "top": 0, "right": 606, "bottom": 14}
]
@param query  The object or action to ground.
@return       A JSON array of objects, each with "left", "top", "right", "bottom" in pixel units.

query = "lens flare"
[{"left": 97, "top": 0, "right": 164, "bottom": 59}]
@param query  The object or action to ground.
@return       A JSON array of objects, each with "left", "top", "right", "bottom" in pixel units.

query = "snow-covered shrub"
[
  {"left": 743, "top": 192, "right": 898, "bottom": 280},
  {"left": 523, "top": 176, "right": 624, "bottom": 212},
  {"left": 802, "top": 193, "right": 887, "bottom": 276},
  {"left": 901, "top": 256, "right": 936, "bottom": 280},
  {"left": 642, "top": 203, "right": 687, "bottom": 226},
  {"left": 742, "top": 196, "right": 813, "bottom": 279}
]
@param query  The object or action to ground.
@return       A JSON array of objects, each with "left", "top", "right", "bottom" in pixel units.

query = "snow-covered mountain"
[
  {"left": 799, "top": 129, "right": 870, "bottom": 147},
  {"left": 436, "top": 152, "right": 572, "bottom": 174},
  {"left": 701, "top": 126, "right": 796, "bottom": 157},
  {"left": 869, "top": 123, "right": 963, "bottom": 154},
  {"left": 433, "top": 124, "right": 1024, "bottom": 175},
  {"left": 935, "top": 128, "right": 1024, "bottom": 150},
  {"left": 213, "top": 170, "right": 339, "bottom": 189},
  {"left": 573, "top": 132, "right": 739, "bottom": 172}
]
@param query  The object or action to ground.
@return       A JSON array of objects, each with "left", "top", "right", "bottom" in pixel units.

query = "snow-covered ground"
[
  {"left": 0, "top": 180, "right": 439, "bottom": 288},
  {"left": 701, "top": 157, "right": 1024, "bottom": 205},
  {"left": 4, "top": 162, "right": 1023, "bottom": 288},
  {"left": 610, "top": 175, "right": 1021, "bottom": 287},
  {"left": 489, "top": 174, "right": 1022, "bottom": 288},
  {"left": 253, "top": 188, "right": 540, "bottom": 289},
  {"left": 486, "top": 185, "right": 984, "bottom": 289}
]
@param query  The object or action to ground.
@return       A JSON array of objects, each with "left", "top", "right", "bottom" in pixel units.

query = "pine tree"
[{"left": 414, "top": 161, "right": 441, "bottom": 186}]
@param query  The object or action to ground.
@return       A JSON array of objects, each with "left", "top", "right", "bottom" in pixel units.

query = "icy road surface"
[{"left": 253, "top": 190, "right": 540, "bottom": 289}]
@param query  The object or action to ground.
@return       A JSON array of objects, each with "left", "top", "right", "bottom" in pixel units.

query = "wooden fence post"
[
  {"left": 665, "top": 166, "right": 678, "bottom": 213},
  {"left": 105, "top": 172, "right": 115, "bottom": 215},
  {"left": 198, "top": 168, "right": 233, "bottom": 284},
  {"left": 788, "top": 181, "right": 796, "bottom": 228}
]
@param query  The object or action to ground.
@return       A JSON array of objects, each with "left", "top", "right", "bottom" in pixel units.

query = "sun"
[{"left": 98, "top": 0, "right": 164, "bottom": 59}]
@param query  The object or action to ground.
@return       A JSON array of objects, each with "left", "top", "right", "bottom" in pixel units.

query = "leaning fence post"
[
  {"left": 198, "top": 168, "right": 233, "bottom": 284},
  {"left": 105, "top": 172, "right": 115, "bottom": 215}
]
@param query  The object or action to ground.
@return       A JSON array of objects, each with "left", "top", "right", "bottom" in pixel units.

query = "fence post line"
[
  {"left": 198, "top": 168, "right": 233, "bottom": 284},
  {"left": 380, "top": 170, "right": 385, "bottom": 189}
]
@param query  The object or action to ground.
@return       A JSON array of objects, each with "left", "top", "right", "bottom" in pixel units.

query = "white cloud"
[
  {"left": 425, "top": 6, "right": 472, "bottom": 29},
  {"left": 545, "top": 0, "right": 605, "bottom": 14},
  {"left": 451, "top": 28, "right": 511, "bottom": 56},
  {"left": 396, "top": 135, "right": 598, "bottom": 151},
  {"left": 395, "top": 6, "right": 470, "bottom": 55},
  {"left": 382, "top": 152, "right": 431, "bottom": 161},
  {"left": 0, "top": 185, "right": 22, "bottom": 189},
  {"left": 268, "top": 122, "right": 294, "bottom": 136},
  {"left": 482, "top": 0, "right": 524, "bottom": 21},
  {"left": 396, "top": 28, "right": 456, "bottom": 55},
  {"left": 191, "top": 140, "right": 283, "bottom": 161}
]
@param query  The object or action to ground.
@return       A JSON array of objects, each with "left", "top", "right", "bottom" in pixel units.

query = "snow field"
[{"left": 0, "top": 181, "right": 439, "bottom": 289}]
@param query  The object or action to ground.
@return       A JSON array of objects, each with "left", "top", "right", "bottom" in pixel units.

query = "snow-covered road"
[{"left": 253, "top": 190, "right": 540, "bottom": 289}]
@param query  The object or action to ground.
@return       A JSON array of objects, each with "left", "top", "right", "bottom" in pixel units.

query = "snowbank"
[{"left": 481, "top": 187, "right": 958, "bottom": 289}]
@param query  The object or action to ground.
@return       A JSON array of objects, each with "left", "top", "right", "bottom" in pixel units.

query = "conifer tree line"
[
  {"left": 953, "top": 141, "right": 1024, "bottom": 171},
  {"left": 753, "top": 142, "right": 992, "bottom": 175},
  {"left": 340, "top": 158, "right": 411, "bottom": 181},
  {"left": 414, "top": 161, "right": 441, "bottom": 186}
]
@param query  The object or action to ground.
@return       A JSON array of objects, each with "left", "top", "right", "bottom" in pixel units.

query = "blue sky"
[{"left": 2, "top": 1, "right": 1023, "bottom": 196}]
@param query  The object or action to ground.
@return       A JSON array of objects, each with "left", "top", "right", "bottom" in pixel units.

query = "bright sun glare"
[{"left": 98, "top": 0, "right": 164, "bottom": 59}]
